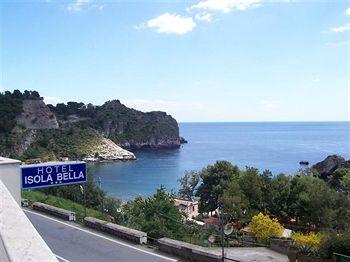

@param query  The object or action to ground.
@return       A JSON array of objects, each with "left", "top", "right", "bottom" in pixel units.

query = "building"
[
  {"left": 24, "top": 158, "right": 41, "bottom": 164},
  {"left": 203, "top": 216, "right": 221, "bottom": 229},
  {"left": 174, "top": 198, "right": 199, "bottom": 219}
]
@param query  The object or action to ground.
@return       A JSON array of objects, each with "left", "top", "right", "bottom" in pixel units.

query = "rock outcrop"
[
  {"left": 16, "top": 100, "right": 58, "bottom": 129},
  {"left": 0, "top": 90, "right": 186, "bottom": 160},
  {"left": 180, "top": 137, "right": 188, "bottom": 144},
  {"left": 312, "top": 155, "right": 350, "bottom": 179},
  {"left": 94, "top": 100, "right": 182, "bottom": 149},
  {"left": 49, "top": 99, "right": 183, "bottom": 149},
  {"left": 84, "top": 137, "right": 136, "bottom": 161}
]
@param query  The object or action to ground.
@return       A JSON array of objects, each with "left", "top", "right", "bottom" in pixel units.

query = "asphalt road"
[{"left": 24, "top": 210, "right": 178, "bottom": 262}]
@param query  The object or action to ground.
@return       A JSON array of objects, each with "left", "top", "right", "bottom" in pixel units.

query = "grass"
[{"left": 22, "top": 190, "right": 111, "bottom": 223}]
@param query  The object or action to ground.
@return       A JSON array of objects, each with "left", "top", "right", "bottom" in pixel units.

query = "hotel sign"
[{"left": 21, "top": 162, "right": 87, "bottom": 189}]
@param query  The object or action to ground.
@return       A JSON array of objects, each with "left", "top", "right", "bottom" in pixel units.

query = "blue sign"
[{"left": 21, "top": 162, "right": 87, "bottom": 189}]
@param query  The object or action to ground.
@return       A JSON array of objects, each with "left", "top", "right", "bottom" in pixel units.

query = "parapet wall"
[
  {"left": 84, "top": 217, "right": 147, "bottom": 244},
  {"left": 0, "top": 157, "right": 21, "bottom": 205},
  {"left": 0, "top": 179, "right": 58, "bottom": 262},
  {"left": 158, "top": 238, "right": 222, "bottom": 262}
]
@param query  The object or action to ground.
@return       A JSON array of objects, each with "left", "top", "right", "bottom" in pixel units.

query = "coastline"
[{"left": 89, "top": 122, "right": 350, "bottom": 200}]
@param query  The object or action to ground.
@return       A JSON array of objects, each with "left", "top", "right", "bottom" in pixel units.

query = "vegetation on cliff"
[
  {"left": 21, "top": 125, "right": 104, "bottom": 160},
  {"left": 48, "top": 99, "right": 181, "bottom": 148},
  {"left": 0, "top": 90, "right": 182, "bottom": 160},
  {"left": 0, "top": 90, "right": 42, "bottom": 156}
]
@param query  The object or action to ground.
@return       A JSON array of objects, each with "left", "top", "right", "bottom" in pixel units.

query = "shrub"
[
  {"left": 291, "top": 232, "right": 322, "bottom": 256},
  {"left": 22, "top": 190, "right": 110, "bottom": 223},
  {"left": 249, "top": 213, "right": 284, "bottom": 243},
  {"left": 319, "top": 232, "right": 350, "bottom": 257}
]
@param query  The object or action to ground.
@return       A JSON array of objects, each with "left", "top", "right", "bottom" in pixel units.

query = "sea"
[{"left": 89, "top": 122, "right": 350, "bottom": 200}]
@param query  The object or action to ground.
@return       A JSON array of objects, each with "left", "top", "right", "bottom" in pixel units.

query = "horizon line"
[{"left": 178, "top": 120, "right": 350, "bottom": 123}]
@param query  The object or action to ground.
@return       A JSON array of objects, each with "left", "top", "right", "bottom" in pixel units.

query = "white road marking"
[
  {"left": 55, "top": 254, "right": 71, "bottom": 262},
  {"left": 24, "top": 209, "right": 177, "bottom": 262}
]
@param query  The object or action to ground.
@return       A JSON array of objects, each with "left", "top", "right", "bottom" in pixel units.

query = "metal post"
[
  {"left": 219, "top": 205, "right": 225, "bottom": 262},
  {"left": 84, "top": 184, "right": 87, "bottom": 218},
  {"left": 80, "top": 185, "right": 87, "bottom": 218},
  {"left": 98, "top": 177, "right": 104, "bottom": 212},
  {"left": 98, "top": 177, "right": 101, "bottom": 190}
]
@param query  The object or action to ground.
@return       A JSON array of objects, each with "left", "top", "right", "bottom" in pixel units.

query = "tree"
[
  {"left": 320, "top": 232, "right": 350, "bottom": 257},
  {"left": 122, "top": 186, "right": 184, "bottom": 239},
  {"left": 238, "top": 167, "right": 263, "bottom": 216},
  {"left": 249, "top": 213, "right": 284, "bottom": 243},
  {"left": 0, "top": 90, "right": 24, "bottom": 133},
  {"left": 288, "top": 175, "right": 350, "bottom": 229},
  {"left": 104, "top": 196, "right": 122, "bottom": 221},
  {"left": 12, "top": 89, "right": 22, "bottom": 98},
  {"left": 341, "top": 172, "right": 350, "bottom": 196},
  {"left": 38, "top": 168, "right": 106, "bottom": 210},
  {"left": 330, "top": 168, "right": 350, "bottom": 193},
  {"left": 267, "top": 174, "right": 291, "bottom": 221},
  {"left": 222, "top": 176, "right": 249, "bottom": 222},
  {"left": 178, "top": 171, "right": 200, "bottom": 200},
  {"left": 260, "top": 169, "right": 273, "bottom": 213},
  {"left": 196, "top": 161, "right": 239, "bottom": 213}
]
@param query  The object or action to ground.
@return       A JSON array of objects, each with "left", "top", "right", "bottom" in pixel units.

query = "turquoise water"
[{"left": 90, "top": 122, "right": 350, "bottom": 200}]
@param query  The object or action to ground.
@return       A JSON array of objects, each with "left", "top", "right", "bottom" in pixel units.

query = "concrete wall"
[
  {"left": 0, "top": 179, "right": 58, "bottom": 262},
  {"left": 84, "top": 217, "right": 147, "bottom": 244},
  {"left": 0, "top": 235, "right": 10, "bottom": 262},
  {"left": 0, "top": 157, "right": 21, "bottom": 205},
  {"left": 158, "top": 238, "right": 222, "bottom": 262},
  {"left": 33, "top": 202, "right": 76, "bottom": 221}
]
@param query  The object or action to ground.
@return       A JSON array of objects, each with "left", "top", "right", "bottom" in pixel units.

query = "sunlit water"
[{"left": 90, "top": 122, "right": 350, "bottom": 200}]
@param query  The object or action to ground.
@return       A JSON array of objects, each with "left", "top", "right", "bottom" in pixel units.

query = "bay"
[{"left": 90, "top": 122, "right": 350, "bottom": 200}]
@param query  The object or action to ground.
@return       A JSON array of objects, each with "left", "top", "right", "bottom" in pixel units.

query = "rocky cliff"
[
  {"left": 0, "top": 90, "right": 184, "bottom": 161},
  {"left": 312, "top": 155, "right": 350, "bottom": 180},
  {"left": 83, "top": 137, "right": 136, "bottom": 161},
  {"left": 50, "top": 99, "right": 182, "bottom": 149},
  {"left": 16, "top": 100, "right": 59, "bottom": 130}
]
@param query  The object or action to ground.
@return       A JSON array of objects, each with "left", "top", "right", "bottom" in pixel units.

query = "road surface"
[{"left": 24, "top": 210, "right": 178, "bottom": 262}]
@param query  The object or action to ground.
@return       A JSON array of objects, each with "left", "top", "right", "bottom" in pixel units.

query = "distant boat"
[{"left": 299, "top": 160, "right": 309, "bottom": 165}]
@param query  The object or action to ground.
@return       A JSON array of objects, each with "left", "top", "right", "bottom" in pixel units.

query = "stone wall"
[{"left": 158, "top": 238, "right": 222, "bottom": 262}]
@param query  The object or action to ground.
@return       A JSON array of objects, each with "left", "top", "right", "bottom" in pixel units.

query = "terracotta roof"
[
  {"left": 240, "top": 226, "right": 252, "bottom": 233},
  {"left": 174, "top": 198, "right": 198, "bottom": 207},
  {"left": 203, "top": 217, "right": 221, "bottom": 225}
]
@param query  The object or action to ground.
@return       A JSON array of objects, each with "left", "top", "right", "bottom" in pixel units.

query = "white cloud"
[
  {"left": 330, "top": 23, "right": 350, "bottom": 33},
  {"left": 260, "top": 100, "right": 280, "bottom": 111},
  {"left": 189, "top": 0, "right": 261, "bottom": 13},
  {"left": 195, "top": 12, "right": 213, "bottom": 22},
  {"left": 142, "top": 13, "right": 196, "bottom": 35},
  {"left": 346, "top": 7, "right": 350, "bottom": 15},
  {"left": 66, "top": 0, "right": 103, "bottom": 13},
  {"left": 123, "top": 99, "right": 204, "bottom": 112},
  {"left": 44, "top": 96, "right": 61, "bottom": 105},
  {"left": 326, "top": 40, "right": 350, "bottom": 46}
]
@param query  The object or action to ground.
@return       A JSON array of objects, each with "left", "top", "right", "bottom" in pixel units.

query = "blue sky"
[{"left": 1, "top": 0, "right": 349, "bottom": 122}]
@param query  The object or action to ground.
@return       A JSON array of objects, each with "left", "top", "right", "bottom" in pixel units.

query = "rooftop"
[
  {"left": 0, "top": 157, "right": 21, "bottom": 165},
  {"left": 174, "top": 198, "right": 198, "bottom": 207}
]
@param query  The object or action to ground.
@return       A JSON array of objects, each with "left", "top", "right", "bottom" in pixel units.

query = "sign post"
[{"left": 21, "top": 162, "right": 87, "bottom": 189}]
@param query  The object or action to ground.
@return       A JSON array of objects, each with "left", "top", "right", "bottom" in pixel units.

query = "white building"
[{"left": 174, "top": 198, "right": 199, "bottom": 219}]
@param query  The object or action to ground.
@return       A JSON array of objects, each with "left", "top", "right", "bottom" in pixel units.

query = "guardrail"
[
  {"left": 333, "top": 253, "right": 350, "bottom": 262},
  {"left": 84, "top": 217, "right": 147, "bottom": 244},
  {"left": 33, "top": 202, "right": 76, "bottom": 221},
  {"left": 158, "top": 237, "right": 222, "bottom": 262},
  {"left": 0, "top": 179, "right": 58, "bottom": 262}
]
